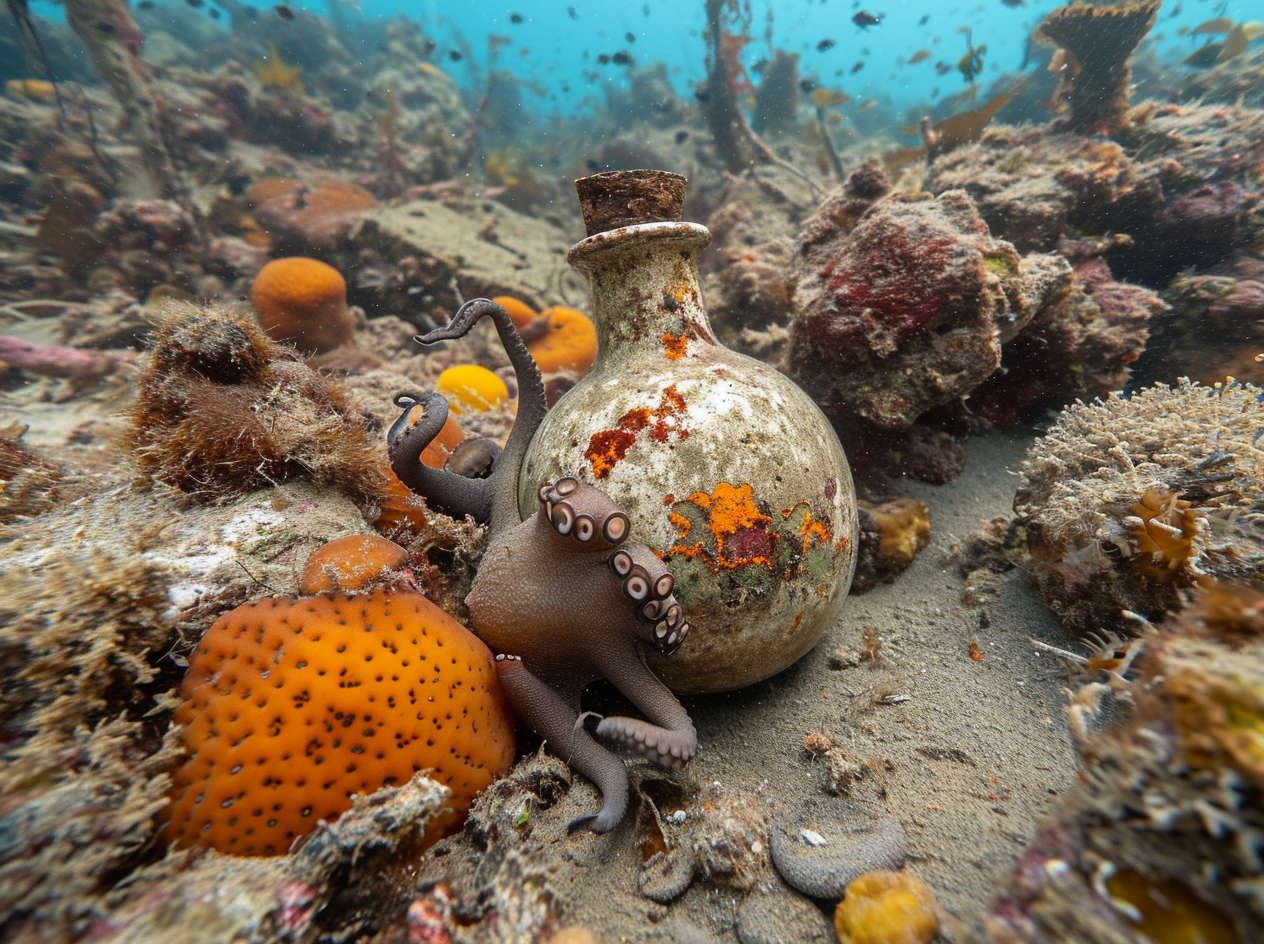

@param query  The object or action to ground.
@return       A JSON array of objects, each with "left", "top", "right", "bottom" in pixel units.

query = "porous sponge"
[
  {"left": 529, "top": 306, "right": 598, "bottom": 374},
  {"left": 163, "top": 590, "right": 515, "bottom": 856},
  {"left": 252, "top": 256, "right": 354, "bottom": 354}
]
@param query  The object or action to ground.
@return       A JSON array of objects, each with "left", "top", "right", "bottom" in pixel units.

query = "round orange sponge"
[
  {"left": 163, "top": 590, "right": 515, "bottom": 856},
  {"left": 299, "top": 535, "right": 410, "bottom": 595},
  {"left": 529, "top": 306, "right": 597, "bottom": 374},
  {"left": 491, "top": 295, "right": 538, "bottom": 329},
  {"left": 251, "top": 257, "right": 354, "bottom": 354}
]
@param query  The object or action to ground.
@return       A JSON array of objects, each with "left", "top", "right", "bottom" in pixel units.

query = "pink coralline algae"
[{"left": 787, "top": 188, "right": 1071, "bottom": 430}]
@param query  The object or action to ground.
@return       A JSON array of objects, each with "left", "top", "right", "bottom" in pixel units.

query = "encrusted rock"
[{"left": 788, "top": 188, "right": 1070, "bottom": 430}]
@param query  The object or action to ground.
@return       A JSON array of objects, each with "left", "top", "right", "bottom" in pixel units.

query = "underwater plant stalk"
[{"left": 63, "top": 0, "right": 190, "bottom": 204}]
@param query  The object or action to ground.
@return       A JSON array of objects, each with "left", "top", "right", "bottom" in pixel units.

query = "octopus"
[{"left": 387, "top": 298, "right": 697, "bottom": 831}]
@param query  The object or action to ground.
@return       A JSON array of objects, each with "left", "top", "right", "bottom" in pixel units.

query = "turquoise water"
[{"left": 22, "top": 0, "right": 1264, "bottom": 118}]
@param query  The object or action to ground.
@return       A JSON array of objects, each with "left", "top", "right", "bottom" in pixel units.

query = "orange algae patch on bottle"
[
  {"left": 834, "top": 870, "right": 940, "bottom": 944},
  {"left": 162, "top": 590, "right": 515, "bottom": 856},
  {"left": 299, "top": 535, "right": 409, "bottom": 595},
  {"left": 435, "top": 365, "right": 509, "bottom": 415},
  {"left": 251, "top": 257, "right": 354, "bottom": 354},
  {"left": 529, "top": 306, "right": 598, "bottom": 374}
]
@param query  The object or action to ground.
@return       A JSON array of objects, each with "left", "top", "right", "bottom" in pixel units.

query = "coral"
[
  {"left": 162, "top": 589, "right": 515, "bottom": 856},
  {"left": 966, "top": 254, "right": 1163, "bottom": 426},
  {"left": 1124, "top": 487, "right": 1207, "bottom": 581},
  {"left": 92, "top": 198, "right": 205, "bottom": 294},
  {"left": 926, "top": 106, "right": 1264, "bottom": 285},
  {"left": 0, "top": 538, "right": 177, "bottom": 935},
  {"left": 1154, "top": 269, "right": 1264, "bottom": 384},
  {"left": 1034, "top": 0, "right": 1160, "bottom": 138},
  {"left": 788, "top": 188, "right": 1071, "bottom": 430},
  {"left": 298, "top": 534, "right": 411, "bottom": 595},
  {"left": 434, "top": 364, "right": 510, "bottom": 415},
  {"left": 124, "top": 303, "right": 384, "bottom": 503},
  {"left": 1014, "top": 379, "right": 1264, "bottom": 636},
  {"left": 987, "top": 582, "right": 1264, "bottom": 943},
  {"left": 524, "top": 305, "right": 598, "bottom": 375},
  {"left": 251, "top": 256, "right": 355, "bottom": 354},
  {"left": 833, "top": 870, "right": 941, "bottom": 944}
]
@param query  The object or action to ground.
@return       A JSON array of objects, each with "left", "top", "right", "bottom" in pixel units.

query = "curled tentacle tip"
[{"left": 566, "top": 813, "right": 600, "bottom": 834}]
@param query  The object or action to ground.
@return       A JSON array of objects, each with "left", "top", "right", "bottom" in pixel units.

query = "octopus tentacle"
[
  {"left": 596, "top": 655, "right": 697, "bottom": 770},
  {"left": 414, "top": 298, "right": 547, "bottom": 535},
  {"left": 387, "top": 392, "right": 495, "bottom": 521},
  {"left": 608, "top": 544, "right": 690, "bottom": 656},
  {"left": 539, "top": 478, "right": 632, "bottom": 550},
  {"left": 494, "top": 654, "right": 630, "bottom": 833}
]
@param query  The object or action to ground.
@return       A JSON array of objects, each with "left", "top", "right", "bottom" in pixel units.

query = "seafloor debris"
[{"left": 1014, "top": 378, "right": 1264, "bottom": 637}]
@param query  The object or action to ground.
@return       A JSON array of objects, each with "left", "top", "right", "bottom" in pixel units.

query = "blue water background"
[{"left": 25, "top": 0, "right": 1262, "bottom": 118}]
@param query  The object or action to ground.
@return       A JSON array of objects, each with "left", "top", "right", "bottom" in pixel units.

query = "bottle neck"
[{"left": 568, "top": 222, "right": 715, "bottom": 351}]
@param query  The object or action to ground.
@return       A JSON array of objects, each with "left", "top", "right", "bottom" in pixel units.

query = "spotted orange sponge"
[{"left": 163, "top": 590, "right": 515, "bottom": 856}]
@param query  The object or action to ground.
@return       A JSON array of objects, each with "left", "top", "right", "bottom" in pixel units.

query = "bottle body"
[{"left": 519, "top": 222, "right": 856, "bottom": 693}]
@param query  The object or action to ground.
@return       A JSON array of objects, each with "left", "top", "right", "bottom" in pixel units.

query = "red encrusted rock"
[
  {"left": 967, "top": 256, "right": 1164, "bottom": 426},
  {"left": 787, "top": 188, "right": 1070, "bottom": 430}
]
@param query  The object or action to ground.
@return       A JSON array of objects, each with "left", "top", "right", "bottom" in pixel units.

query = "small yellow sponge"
[
  {"left": 435, "top": 364, "right": 509, "bottom": 415},
  {"left": 834, "top": 870, "right": 940, "bottom": 944}
]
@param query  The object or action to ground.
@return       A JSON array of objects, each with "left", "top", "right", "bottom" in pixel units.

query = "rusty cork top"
[{"left": 574, "top": 169, "right": 687, "bottom": 237}]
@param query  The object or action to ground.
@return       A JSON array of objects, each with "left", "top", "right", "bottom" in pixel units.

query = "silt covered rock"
[{"left": 787, "top": 188, "right": 1070, "bottom": 430}]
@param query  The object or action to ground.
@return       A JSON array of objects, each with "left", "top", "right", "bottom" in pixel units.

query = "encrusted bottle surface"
[{"left": 519, "top": 171, "right": 857, "bottom": 693}]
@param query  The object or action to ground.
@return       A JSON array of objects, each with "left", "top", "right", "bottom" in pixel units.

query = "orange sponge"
[
  {"left": 251, "top": 257, "right": 354, "bottom": 354},
  {"left": 163, "top": 590, "right": 515, "bottom": 856},
  {"left": 491, "top": 295, "right": 538, "bottom": 330},
  {"left": 299, "top": 535, "right": 410, "bottom": 595},
  {"left": 529, "top": 306, "right": 598, "bottom": 374}
]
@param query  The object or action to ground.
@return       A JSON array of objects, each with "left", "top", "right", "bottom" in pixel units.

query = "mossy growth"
[{"left": 125, "top": 301, "right": 387, "bottom": 505}]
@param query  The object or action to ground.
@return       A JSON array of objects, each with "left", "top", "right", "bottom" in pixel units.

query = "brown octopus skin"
[
  {"left": 472, "top": 482, "right": 696, "bottom": 832},
  {"left": 387, "top": 299, "right": 697, "bottom": 832}
]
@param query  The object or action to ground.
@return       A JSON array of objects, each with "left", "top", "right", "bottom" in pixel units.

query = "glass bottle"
[{"left": 519, "top": 170, "right": 857, "bottom": 693}]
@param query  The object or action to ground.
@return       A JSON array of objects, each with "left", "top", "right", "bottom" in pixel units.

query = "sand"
[{"left": 413, "top": 427, "right": 1081, "bottom": 942}]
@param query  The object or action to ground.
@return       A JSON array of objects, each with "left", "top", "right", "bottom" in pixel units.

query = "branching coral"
[{"left": 1015, "top": 379, "right": 1264, "bottom": 636}]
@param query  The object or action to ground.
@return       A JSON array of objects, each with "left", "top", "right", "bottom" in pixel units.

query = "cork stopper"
[{"left": 574, "top": 169, "right": 686, "bottom": 237}]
